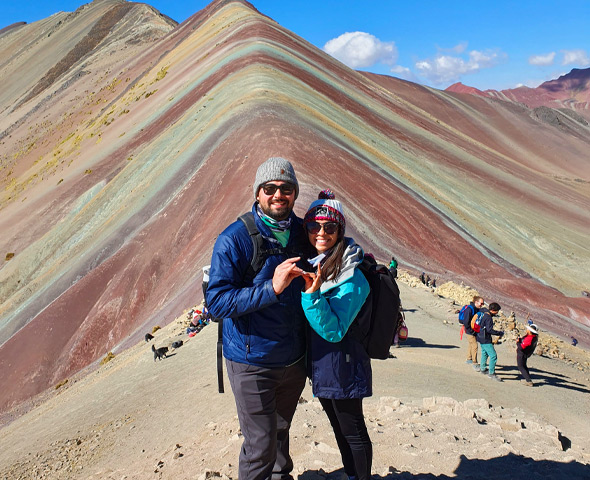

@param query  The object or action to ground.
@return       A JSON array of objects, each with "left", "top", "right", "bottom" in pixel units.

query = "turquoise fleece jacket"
[{"left": 301, "top": 240, "right": 370, "bottom": 342}]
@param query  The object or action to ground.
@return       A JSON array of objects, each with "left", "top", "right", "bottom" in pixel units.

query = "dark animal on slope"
[
  {"left": 145, "top": 333, "right": 154, "bottom": 342},
  {"left": 171, "top": 340, "right": 183, "bottom": 349},
  {"left": 152, "top": 344, "right": 168, "bottom": 361}
]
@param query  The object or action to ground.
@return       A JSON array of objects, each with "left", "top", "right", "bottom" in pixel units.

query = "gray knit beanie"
[{"left": 253, "top": 157, "right": 299, "bottom": 199}]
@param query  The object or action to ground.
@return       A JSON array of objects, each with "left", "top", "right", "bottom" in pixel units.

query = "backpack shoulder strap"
[
  {"left": 215, "top": 212, "right": 261, "bottom": 395},
  {"left": 238, "top": 212, "right": 265, "bottom": 285},
  {"left": 238, "top": 212, "right": 287, "bottom": 284},
  {"left": 216, "top": 319, "right": 224, "bottom": 393}
]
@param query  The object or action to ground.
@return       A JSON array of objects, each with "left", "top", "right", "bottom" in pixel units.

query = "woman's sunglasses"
[
  {"left": 305, "top": 222, "right": 339, "bottom": 235},
  {"left": 261, "top": 183, "right": 295, "bottom": 196}
]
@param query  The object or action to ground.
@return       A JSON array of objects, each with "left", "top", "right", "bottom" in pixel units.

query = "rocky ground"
[{"left": 1, "top": 271, "right": 589, "bottom": 480}]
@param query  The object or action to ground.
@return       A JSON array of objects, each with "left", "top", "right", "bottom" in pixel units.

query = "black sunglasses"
[
  {"left": 305, "top": 222, "right": 339, "bottom": 235},
  {"left": 261, "top": 183, "right": 295, "bottom": 196}
]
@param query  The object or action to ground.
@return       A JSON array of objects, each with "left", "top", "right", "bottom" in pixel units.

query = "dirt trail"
[{"left": 1, "top": 278, "right": 589, "bottom": 479}]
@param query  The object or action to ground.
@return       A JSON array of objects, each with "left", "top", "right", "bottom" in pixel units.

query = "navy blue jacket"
[
  {"left": 302, "top": 239, "right": 372, "bottom": 399},
  {"left": 476, "top": 308, "right": 503, "bottom": 344},
  {"left": 206, "top": 204, "right": 308, "bottom": 367}
]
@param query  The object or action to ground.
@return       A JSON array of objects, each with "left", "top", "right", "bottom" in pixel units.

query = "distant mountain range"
[{"left": 446, "top": 68, "right": 590, "bottom": 119}]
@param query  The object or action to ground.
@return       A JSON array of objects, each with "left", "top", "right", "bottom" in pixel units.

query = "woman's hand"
[
  {"left": 304, "top": 264, "right": 322, "bottom": 293},
  {"left": 302, "top": 272, "right": 315, "bottom": 291}
]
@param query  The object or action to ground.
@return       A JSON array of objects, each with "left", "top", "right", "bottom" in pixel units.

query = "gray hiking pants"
[{"left": 226, "top": 357, "right": 306, "bottom": 480}]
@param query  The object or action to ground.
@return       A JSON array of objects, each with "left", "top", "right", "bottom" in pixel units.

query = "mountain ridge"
[{"left": 446, "top": 67, "right": 590, "bottom": 118}]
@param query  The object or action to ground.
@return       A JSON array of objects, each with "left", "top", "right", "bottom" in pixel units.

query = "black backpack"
[
  {"left": 353, "top": 255, "right": 402, "bottom": 359},
  {"left": 205, "top": 212, "right": 302, "bottom": 393}
]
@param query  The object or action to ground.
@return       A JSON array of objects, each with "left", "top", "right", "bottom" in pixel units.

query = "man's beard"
[
  {"left": 258, "top": 202, "right": 293, "bottom": 222},
  {"left": 260, "top": 203, "right": 291, "bottom": 221}
]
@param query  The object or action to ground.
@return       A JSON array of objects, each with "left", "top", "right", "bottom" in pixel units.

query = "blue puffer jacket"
[
  {"left": 206, "top": 204, "right": 309, "bottom": 367},
  {"left": 302, "top": 238, "right": 371, "bottom": 399}
]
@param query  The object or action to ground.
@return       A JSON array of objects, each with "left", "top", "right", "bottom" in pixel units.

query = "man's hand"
[{"left": 272, "top": 257, "right": 304, "bottom": 295}]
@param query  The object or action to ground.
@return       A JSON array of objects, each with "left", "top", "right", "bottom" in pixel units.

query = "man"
[
  {"left": 475, "top": 302, "right": 504, "bottom": 381},
  {"left": 462, "top": 296, "right": 484, "bottom": 367},
  {"left": 206, "top": 157, "right": 309, "bottom": 480}
]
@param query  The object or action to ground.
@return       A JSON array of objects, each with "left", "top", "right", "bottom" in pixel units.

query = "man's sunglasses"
[
  {"left": 305, "top": 222, "right": 339, "bottom": 235},
  {"left": 261, "top": 183, "right": 295, "bottom": 196}
]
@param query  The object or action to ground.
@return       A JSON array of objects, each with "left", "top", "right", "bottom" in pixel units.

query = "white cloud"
[
  {"left": 561, "top": 49, "right": 590, "bottom": 66},
  {"left": 468, "top": 50, "right": 502, "bottom": 68},
  {"left": 438, "top": 42, "right": 468, "bottom": 54},
  {"left": 323, "top": 32, "right": 397, "bottom": 69},
  {"left": 389, "top": 65, "right": 420, "bottom": 83},
  {"left": 529, "top": 52, "right": 556, "bottom": 66},
  {"left": 415, "top": 49, "right": 505, "bottom": 85}
]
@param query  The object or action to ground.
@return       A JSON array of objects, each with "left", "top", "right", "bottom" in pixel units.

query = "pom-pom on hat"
[
  {"left": 304, "top": 189, "right": 346, "bottom": 233},
  {"left": 253, "top": 157, "right": 299, "bottom": 199}
]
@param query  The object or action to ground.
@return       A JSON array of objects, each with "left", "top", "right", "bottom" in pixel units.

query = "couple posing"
[{"left": 206, "top": 157, "right": 372, "bottom": 480}]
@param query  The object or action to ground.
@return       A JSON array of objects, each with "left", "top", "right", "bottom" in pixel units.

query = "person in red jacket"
[{"left": 517, "top": 323, "right": 539, "bottom": 387}]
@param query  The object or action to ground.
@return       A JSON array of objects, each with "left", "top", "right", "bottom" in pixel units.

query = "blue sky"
[{"left": 2, "top": 0, "right": 589, "bottom": 91}]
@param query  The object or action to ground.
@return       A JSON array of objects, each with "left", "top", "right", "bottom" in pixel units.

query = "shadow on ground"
[
  {"left": 402, "top": 337, "right": 459, "bottom": 349},
  {"left": 495, "top": 365, "right": 590, "bottom": 394},
  {"left": 298, "top": 452, "right": 589, "bottom": 479}
]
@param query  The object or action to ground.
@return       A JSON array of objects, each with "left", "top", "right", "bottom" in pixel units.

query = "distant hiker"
[
  {"left": 389, "top": 256, "right": 398, "bottom": 278},
  {"left": 205, "top": 157, "right": 310, "bottom": 480},
  {"left": 571, "top": 337, "right": 578, "bottom": 346},
  {"left": 460, "top": 296, "right": 484, "bottom": 366},
  {"left": 425, "top": 275, "right": 431, "bottom": 286},
  {"left": 517, "top": 324, "right": 539, "bottom": 386},
  {"left": 475, "top": 302, "right": 504, "bottom": 381},
  {"left": 431, "top": 278, "right": 436, "bottom": 288},
  {"left": 420, "top": 272, "right": 426, "bottom": 284},
  {"left": 301, "top": 189, "right": 373, "bottom": 480}
]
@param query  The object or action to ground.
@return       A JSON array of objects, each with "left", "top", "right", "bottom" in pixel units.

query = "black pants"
[
  {"left": 319, "top": 397, "right": 372, "bottom": 480},
  {"left": 517, "top": 350, "right": 532, "bottom": 382},
  {"left": 226, "top": 358, "right": 306, "bottom": 480}
]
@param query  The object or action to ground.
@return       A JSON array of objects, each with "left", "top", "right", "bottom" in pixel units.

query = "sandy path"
[{"left": 1, "top": 281, "right": 589, "bottom": 479}]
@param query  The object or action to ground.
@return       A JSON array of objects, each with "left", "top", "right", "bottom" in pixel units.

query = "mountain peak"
[{"left": 446, "top": 82, "right": 487, "bottom": 96}]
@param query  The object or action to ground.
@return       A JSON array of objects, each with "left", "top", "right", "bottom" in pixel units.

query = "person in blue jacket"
[
  {"left": 206, "top": 157, "right": 310, "bottom": 480},
  {"left": 301, "top": 189, "right": 372, "bottom": 480},
  {"left": 475, "top": 302, "right": 505, "bottom": 381}
]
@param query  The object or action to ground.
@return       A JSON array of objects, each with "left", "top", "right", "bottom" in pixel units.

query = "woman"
[
  {"left": 516, "top": 323, "right": 539, "bottom": 387},
  {"left": 301, "top": 189, "right": 372, "bottom": 480}
]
